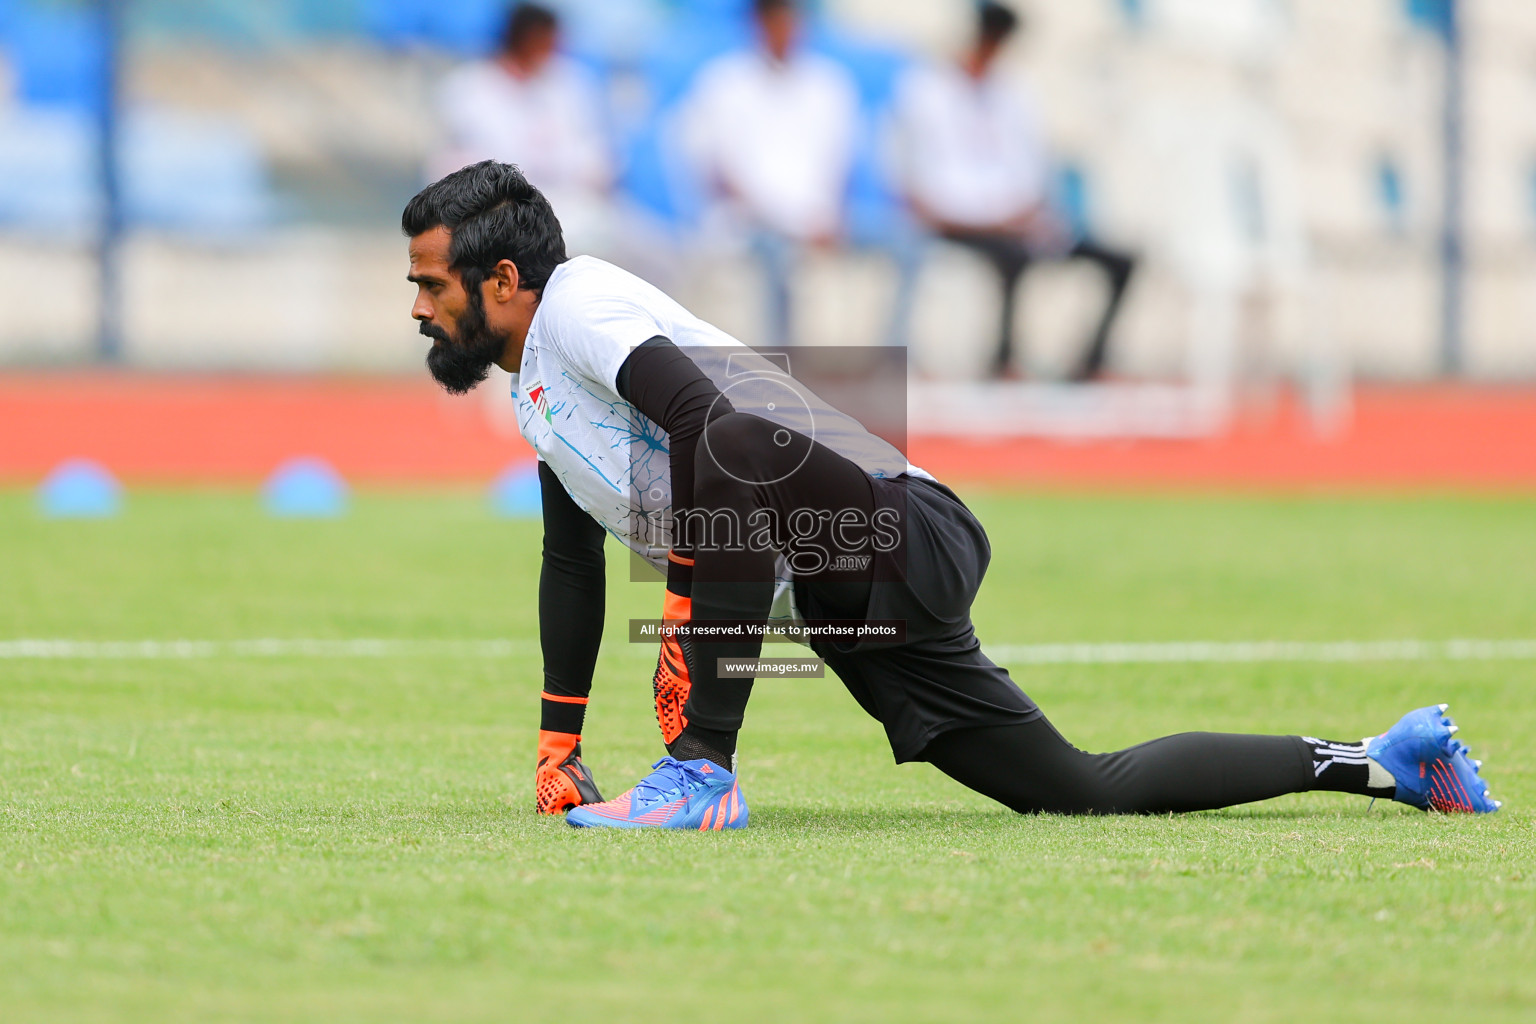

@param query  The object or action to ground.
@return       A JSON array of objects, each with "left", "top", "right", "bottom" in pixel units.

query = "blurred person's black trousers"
[{"left": 941, "top": 230, "right": 1136, "bottom": 381}]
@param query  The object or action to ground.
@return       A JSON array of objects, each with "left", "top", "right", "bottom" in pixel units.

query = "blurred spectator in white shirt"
[
  {"left": 891, "top": 2, "right": 1136, "bottom": 380},
  {"left": 431, "top": 4, "right": 616, "bottom": 254},
  {"left": 679, "top": 0, "right": 860, "bottom": 345}
]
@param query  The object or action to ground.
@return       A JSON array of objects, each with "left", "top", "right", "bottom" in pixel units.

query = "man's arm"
[
  {"left": 539, "top": 460, "right": 605, "bottom": 717},
  {"left": 534, "top": 461, "right": 607, "bottom": 813},
  {"left": 615, "top": 337, "right": 734, "bottom": 750},
  {"left": 616, "top": 337, "right": 733, "bottom": 559}
]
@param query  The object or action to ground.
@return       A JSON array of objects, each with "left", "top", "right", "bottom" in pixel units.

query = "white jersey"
[
  {"left": 889, "top": 62, "right": 1051, "bottom": 228},
  {"left": 678, "top": 49, "right": 859, "bottom": 239},
  {"left": 511, "top": 256, "right": 929, "bottom": 622}
]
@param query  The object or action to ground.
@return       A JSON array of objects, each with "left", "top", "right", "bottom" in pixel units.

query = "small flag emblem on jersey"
[{"left": 527, "top": 382, "right": 553, "bottom": 423}]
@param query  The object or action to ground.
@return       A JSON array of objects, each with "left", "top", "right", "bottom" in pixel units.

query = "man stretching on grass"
[{"left": 403, "top": 161, "right": 1499, "bottom": 828}]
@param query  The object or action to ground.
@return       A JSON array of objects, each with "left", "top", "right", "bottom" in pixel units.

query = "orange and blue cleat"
[
  {"left": 1367, "top": 704, "right": 1500, "bottom": 813},
  {"left": 565, "top": 756, "right": 748, "bottom": 830}
]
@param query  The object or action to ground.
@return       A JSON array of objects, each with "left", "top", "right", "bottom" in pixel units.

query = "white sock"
[{"left": 1362, "top": 737, "right": 1396, "bottom": 790}]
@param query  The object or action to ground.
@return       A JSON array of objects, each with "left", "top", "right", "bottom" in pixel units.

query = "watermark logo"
[
  {"left": 625, "top": 345, "right": 910, "bottom": 584},
  {"left": 703, "top": 352, "right": 816, "bottom": 487},
  {"left": 628, "top": 619, "right": 906, "bottom": 645},
  {"left": 717, "top": 657, "right": 826, "bottom": 678}
]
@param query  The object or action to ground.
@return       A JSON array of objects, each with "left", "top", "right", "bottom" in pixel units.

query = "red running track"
[{"left": 2, "top": 373, "right": 1534, "bottom": 490}]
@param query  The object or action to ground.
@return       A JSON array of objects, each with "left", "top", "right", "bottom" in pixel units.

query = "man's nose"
[{"left": 412, "top": 295, "right": 432, "bottom": 322}]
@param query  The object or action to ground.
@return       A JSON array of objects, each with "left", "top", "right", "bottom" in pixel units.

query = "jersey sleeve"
[
  {"left": 540, "top": 279, "right": 669, "bottom": 394},
  {"left": 616, "top": 338, "right": 735, "bottom": 560}
]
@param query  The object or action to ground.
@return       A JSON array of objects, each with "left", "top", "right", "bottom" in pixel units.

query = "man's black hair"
[
  {"left": 753, "top": 0, "right": 794, "bottom": 15},
  {"left": 501, "top": 3, "right": 559, "bottom": 55},
  {"left": 401, "top": 160, "right": 567, "bottom": 296},
  {"left": 978, "top": 1, "right": 1020, "bottom": 43}
]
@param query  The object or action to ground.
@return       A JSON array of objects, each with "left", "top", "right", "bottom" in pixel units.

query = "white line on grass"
[
  {"left": 0, "top": 639, "right": 535, "bottom": 659},
  {"left": 3, "top": 638, "right": 1536, "bottom": 664},
  {"left": 986, "top": 639, "right": 1536, "bottom": 664}
]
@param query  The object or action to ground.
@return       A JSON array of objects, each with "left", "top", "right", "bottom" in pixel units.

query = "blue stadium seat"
[
  {"left": 808, "top": 29, "right": 912, "bottom": 241},
  {"left": 286, "top": 0, "right": 364, "bottom": 38},
  {"left": 125, "top": 0, "right": 362, "bottom": 43},
  {"left": 1375, "top": 156, "right": 1407, "bottom": 235},
  {"left": 618, "top": 16, "right": 750, "bottom": 223},
  {"left": 619, "top": 128, "right": 679, "bottom": 223},
  {"left": 808, "top": 27, "right": 908, "bottom": 112},
  {"left": 361, "top": 0, "right": 512, "bottom": 55},
  {"left": 0, "top": 104, "right": 274, "bottom": 236},
  {"left": 1404, "top": 0, "right": 1455, "bottom": 39},
  {"left": 359, "top": 0, "right": 433, "bottom": 49},
  {"left": 1, "top": 3, "right": 108, "bottom": 112},
  {"left": 1054, "top": 162, "right": 1092, "bottom": 239},
  {"left": 674, "top": 0, "right": 752, "bottom": 21},
  {"left": 424, "top": 0, "right": 513, "bottom": 56},
  {"left": 0, "top": 107, "right": 98, "bottom": 235},
  {"left": 638, "top": 16, "right": 748, "bottom": 109},
  {"left": 1116, "top": 0, "right": 1146, "bottom": 30},
  {"left": 123, "top": 107, "right": 275, "bottom": 234}
]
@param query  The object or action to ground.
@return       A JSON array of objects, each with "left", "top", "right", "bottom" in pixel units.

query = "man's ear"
[{"left": 488, "top": 259, "right": 521, "bottom": 303}]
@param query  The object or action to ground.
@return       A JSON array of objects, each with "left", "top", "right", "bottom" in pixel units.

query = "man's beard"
[{"left": 422, "top": 292, "right": 509, "bottom": 395}]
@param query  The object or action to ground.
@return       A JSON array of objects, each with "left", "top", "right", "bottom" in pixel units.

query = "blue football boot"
[
  {"left": 566, "top": 756, "right": 748, "bottom": 829},
  {"left": 1367, "top": 704, "right": 1500, "bottom": 813}
]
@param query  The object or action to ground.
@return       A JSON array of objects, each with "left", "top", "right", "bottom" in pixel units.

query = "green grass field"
[{"left": 3, "top": 489, "right": 1534, "bottom": 1023}]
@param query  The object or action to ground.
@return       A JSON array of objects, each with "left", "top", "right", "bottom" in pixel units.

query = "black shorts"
[{"left": 795, "top": 474, "right": 1040, "bottom": 762}]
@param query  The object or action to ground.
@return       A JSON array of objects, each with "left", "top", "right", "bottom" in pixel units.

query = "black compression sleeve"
[
  {"left": 616, "top": 337, "right": 734, "bottom": 559},
  {"left": 538, "top": 461, "right": 605, "bottom": 731}
]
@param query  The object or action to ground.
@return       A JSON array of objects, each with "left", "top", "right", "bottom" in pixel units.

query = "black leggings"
[{"left": 922, "top": 715, "right": 1316, "bottom": 815}]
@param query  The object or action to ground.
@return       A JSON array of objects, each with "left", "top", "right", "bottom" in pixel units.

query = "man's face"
[
  {"left": 514, "top": 26, "right": 558, "bottom": 75},
  {"left": 408, "top": 226, "right": 509, "bottom": 395},
  {"left": 975, "top": 36, "right": 1004, "bottom": 71},
  {"left": 757, "top": 7, "right": 798, "bottom": 62}
]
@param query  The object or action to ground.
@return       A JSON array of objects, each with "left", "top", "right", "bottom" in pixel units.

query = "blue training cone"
[
  {"left": 263, "top": 457, "right": 348, "bottom": 518},
  {"left": 490, "top": 462, "right": 542, "bottom": 518},
  {"left": 38, "top": 459, "right": 123, "bottom": 518}
]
